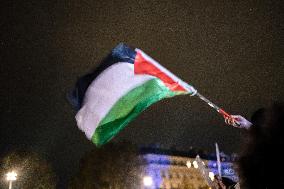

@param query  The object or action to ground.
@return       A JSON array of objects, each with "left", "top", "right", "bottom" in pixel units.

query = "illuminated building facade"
[{"left": 141, "top": 152, "right": 238, "bottom": 189}]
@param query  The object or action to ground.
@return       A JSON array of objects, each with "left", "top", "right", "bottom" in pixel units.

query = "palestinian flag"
[{"left": 68, "top": 43, "right": 197, "bottom": 146}]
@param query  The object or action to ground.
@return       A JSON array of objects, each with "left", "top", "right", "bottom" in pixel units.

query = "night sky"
[{"left": 1, "top": 0, "right": 283, "bottom": 186}]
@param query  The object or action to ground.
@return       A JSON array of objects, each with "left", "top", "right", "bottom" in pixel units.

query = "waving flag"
[{"left": 68, "top": 43, "right": 197, "bottom": 146}]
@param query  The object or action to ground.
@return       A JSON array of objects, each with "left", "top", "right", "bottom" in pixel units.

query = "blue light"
[{"left": 143, "top": 154, "right": 170, "bottom": 189}]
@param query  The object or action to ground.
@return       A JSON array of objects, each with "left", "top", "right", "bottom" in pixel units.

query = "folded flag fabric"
[{"left": 68, "top": 43, "right": 197, "bottom": 146}]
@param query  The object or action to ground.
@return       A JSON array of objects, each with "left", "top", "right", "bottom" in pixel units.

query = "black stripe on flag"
[{"left": 67, "top": 43, "right": 137, "bottom": 110}]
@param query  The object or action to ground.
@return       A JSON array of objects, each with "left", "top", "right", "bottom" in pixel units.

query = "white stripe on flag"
[{"left": 75, "top": 63, "right": 154, "bottom": 139}]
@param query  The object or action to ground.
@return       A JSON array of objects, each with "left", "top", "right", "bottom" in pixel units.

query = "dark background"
[{"left": 1, "top": 0, "right": 283, "bottom": 187}]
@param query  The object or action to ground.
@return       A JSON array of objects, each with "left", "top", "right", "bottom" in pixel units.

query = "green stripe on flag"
[{"left": 92, "top": 78, "right": 187, "bottom": 146}]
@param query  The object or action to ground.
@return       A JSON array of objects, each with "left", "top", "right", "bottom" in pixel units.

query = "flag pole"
[
  {"left": 192, "top": 92, "right": 240, "bottom": 126},
  {"left": 215, "top": 142, "right": 222, "bottom": 177},
  {"left": 181, "top": 81, "right": 233, "bottom": 120},
  {"left": 195, "top": 92, "right": 230, "bottom": 118}
]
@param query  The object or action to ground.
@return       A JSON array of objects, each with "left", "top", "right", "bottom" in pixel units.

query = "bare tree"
[{"left": 69, "top": 142, "right": 144, "bottom": 189}]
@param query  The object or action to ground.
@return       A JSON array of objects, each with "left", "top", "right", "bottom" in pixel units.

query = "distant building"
[{"left": 141, "top": 149, "right": 238, "bottom": 189}]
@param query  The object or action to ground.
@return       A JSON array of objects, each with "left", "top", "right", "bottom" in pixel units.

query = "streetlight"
[
  {"left": 192, "top": 160, "right": 199, "bottom": 169},
  {"left": 186, "top": 160, "right": 192, "bottom": 168},
  {"left": 6, "top": 171, "right": 17, "bottom": 189},
  {"left": 143, "top": 176, "right": 153, "bottom": 188},
  {"left": 208, "top": 171, "right": 215, "bottom": 181}
]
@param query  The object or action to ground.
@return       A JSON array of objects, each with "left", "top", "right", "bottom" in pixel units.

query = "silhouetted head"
[
  {"left": 222, "top": 177, "right": 237, "bottom": 188},
  {"left": 239, "top": 102, "right": 284, "bottom": 188}
]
